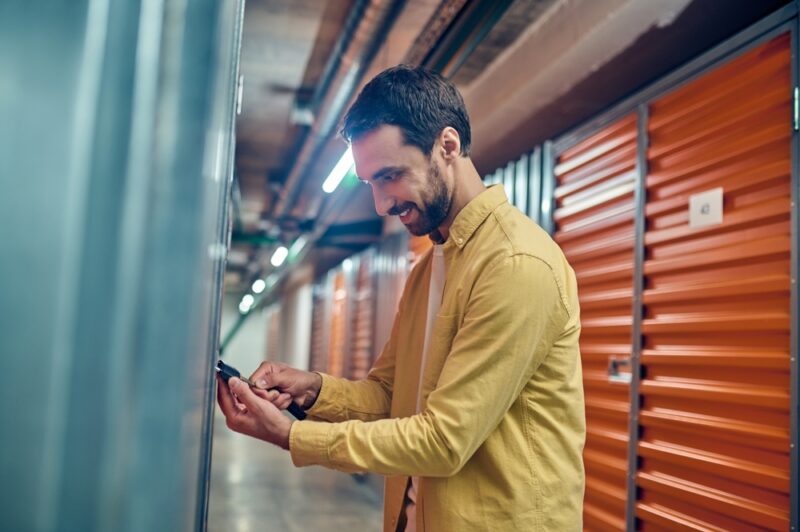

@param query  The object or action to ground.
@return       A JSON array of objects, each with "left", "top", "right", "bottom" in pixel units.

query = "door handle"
[{"left": 607, "top": 356, "right": 632, "bottom": 384}]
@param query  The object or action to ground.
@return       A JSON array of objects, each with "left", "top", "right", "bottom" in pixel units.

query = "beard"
[{"left": 403, "top": 161, "right": 452, "bottom": 237}]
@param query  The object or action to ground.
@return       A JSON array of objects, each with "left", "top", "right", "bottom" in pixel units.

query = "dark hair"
[{"left": 340, "top": 65, "right": 471, "bottom": 156}]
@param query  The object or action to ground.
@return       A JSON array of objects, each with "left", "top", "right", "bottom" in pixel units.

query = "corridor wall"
[{"left": 0, "top": 1, "right": 245, "bottom": 530}]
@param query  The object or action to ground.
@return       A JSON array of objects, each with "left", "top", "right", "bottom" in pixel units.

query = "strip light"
[
  {"left": 271, "top": 246, "right": 288, "bottom": 267},
  {"left": 251, "top": 278, "right": 266, "bottom": 294},
  {"left": 322, "top": 147, "right": 354, "bottom": 193},
  {"left": 239, "top": 294, "right": 254, "bottom": 314}
]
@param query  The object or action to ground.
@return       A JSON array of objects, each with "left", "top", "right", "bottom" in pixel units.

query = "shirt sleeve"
[{"left": 289, "top": 253, "right": 570, "bottom": 476}]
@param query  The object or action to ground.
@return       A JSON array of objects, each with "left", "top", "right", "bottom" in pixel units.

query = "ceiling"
[{"left": 227, "top": 0, "right": 790, "bottom": 299}]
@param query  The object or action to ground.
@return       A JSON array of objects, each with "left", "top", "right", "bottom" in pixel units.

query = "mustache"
[{"left": 387, "top": 202, "right": 417, "bottom": 216}]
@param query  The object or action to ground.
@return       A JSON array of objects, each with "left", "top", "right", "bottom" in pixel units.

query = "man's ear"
[{"left": 439, "top": 127, "right": 461, "bottom": 161}]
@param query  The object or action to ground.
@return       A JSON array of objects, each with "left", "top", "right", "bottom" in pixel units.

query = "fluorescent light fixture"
[
  {"left": 239, "top": 294, "right": 255, "bottom": 314},
  {"left": 251, "top": 278, "right": 266, "bottom": 294},
  {"left": 271, "top": 246, "right": 289, "bottom": 267},
  {"left": 288, "top": 236, "right": 308, "bottom": 259},
  {"left": 322, "top": 147, "right": 354, "bottom": 193}
]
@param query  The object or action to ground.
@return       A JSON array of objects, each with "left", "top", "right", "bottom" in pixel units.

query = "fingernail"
[{"left": 256, "top": 379, "right": 267, "bottom": 388}]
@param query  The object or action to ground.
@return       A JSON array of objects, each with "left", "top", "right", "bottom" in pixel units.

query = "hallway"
[{"left": 208, "top": 413, "right": 384, "bottom": 532}]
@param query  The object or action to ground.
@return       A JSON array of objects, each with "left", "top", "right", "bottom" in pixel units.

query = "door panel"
[
  {"left": 638, "top": 33, "right": 792, "bottom": 531},
  {"left": 351, "top": 254, "right": 375, "bottom": 380},
  {"left": 554, "top": 114, "right": 639, "bottom": 531}
]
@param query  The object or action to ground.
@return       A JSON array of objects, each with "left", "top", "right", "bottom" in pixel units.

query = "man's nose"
[{"left": 372, "top": 188, "right": 393, "bottom": 217}]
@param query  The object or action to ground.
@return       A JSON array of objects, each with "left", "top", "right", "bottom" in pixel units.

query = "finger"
[
  {"left": 216, "top": 375, "right": 239, "bottom": 418},
  {"left": 229, "top": 377, "right": 264, "bottom": 411},
  {"left": 254, "top": 364, "right": 293, "bottom": 391},
  {"left": 252, "top": 387, "right": 278, "bottom": 401},
  {"left": 275, "top": 394, "right": 293, "bottom": 410},
  {"left": 249, "top": 361, "right": 277, "bottom": 387}
]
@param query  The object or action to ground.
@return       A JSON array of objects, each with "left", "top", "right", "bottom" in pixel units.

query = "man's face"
[{"left": 352, "top": 125, "right": 452, "bottom": 236}]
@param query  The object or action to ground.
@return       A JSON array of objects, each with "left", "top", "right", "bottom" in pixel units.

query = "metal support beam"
[
  {"left": 790, "top": 7, "right": 799, "bottom": 531},
  {"left": 625, "top": 104, "right": 649, "bottom": 532}
]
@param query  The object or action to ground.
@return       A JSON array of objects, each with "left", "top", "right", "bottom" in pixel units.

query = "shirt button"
[{"left": 456, "top": 237, "right": 463, "bottom": 245}]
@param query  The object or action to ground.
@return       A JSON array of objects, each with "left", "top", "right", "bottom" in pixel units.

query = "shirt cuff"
[
  {"left": 305, "top": 372, "right": 347, "bottom": 420},
  {"left": 289, "top": 419, "right": 333, "bottom": 468}
]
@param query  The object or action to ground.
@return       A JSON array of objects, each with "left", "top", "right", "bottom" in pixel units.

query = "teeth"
[{"left": 399, "top": 209, "right": 410, "bottom": 217}]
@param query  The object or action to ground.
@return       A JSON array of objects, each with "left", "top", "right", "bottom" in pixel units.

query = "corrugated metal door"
[
  {"left": 309, "top": 281, "right": 330, "bottom": 372},
  {"left": 637, "top": 32, "right": 792, "bottom": 530},
  {"left": 327, "top": 270, "right": 348, "bottom": 377},
  {"left": 553, "top": 114, "right": 640, "bottom": 530},
  {"left": 372, "top": 233, "right": 409, "bottom": 361},
  {"left": 350, "top": 254, "right": 374, "bottom": 380}
]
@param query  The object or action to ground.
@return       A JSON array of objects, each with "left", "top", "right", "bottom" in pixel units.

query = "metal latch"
[{"left": 607, "top": 356, "right": 632, "bottom": 384}]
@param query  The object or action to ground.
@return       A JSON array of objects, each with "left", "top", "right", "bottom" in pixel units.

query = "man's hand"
[
  {"left": 216, "top": 375, "right": 294, "bottom": 449},
  {"left": 249, "top": 361, "right": 323, "bottom": 410}
]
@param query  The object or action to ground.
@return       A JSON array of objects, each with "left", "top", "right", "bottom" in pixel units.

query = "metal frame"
[
  {"left": 791, "top": 6, "right": 799, "bottom": 532},
  {"left": 514, "top": 152, "right": 529, "bottom": 216},
  {"left": 504, "top": 160, "right": 516, "bottom": 205},
  {"left": 540, "top": 141, "right": 555, "bottom": 235},
  {"left": 543, "top": 4, "right": 800, "bottom": 529},
  {"left": 527, "top": 147, "right": 542, "bottom": 226},
  {"left": 196, "top": 2, "right": 247, "bottom": 529},
  {"left": 624, "top": 104, "right": 648, "bottom": 532}
]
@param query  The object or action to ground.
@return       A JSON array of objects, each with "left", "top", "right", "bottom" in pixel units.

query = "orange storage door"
[
  {"left": 350, "top": 256, "right": 374, "bottom": 380},
  {"left": 554, "top": 114, "right": 639, "bottom": 530},
  {"left": 638, "top": 33, "right": 792, "bottom": 530},
  {"left": 327, "top": 270, "right": 348, "bottom": 377}
]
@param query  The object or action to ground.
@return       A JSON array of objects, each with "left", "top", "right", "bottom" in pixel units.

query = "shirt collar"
[{"left": 433, "top": 184, "right": 508, "bottom": 250}]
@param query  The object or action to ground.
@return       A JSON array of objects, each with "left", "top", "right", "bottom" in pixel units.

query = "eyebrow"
[{"left": 360, "top": 165, "right": 407, "bottom": 183}]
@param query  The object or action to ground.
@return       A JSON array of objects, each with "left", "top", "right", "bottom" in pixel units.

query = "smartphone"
[{"left": 216, "top": 360, "right": 307, "bottom": 420}]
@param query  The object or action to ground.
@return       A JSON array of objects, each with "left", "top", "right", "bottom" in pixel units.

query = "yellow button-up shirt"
[{"left": 290, "top": 185, "right": 585, "bottom": 531}]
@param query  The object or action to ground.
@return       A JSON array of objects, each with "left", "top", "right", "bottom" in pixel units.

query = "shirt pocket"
[{"left": 420, "top": 313, "right": 458, "bottom": 404}]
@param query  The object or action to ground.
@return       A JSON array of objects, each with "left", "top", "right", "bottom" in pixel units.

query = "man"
[{"left": 217, "top": 65, "right": 585, "bottom": 531}]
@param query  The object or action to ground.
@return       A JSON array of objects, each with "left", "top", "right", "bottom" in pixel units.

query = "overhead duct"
[{"left": 272, "top": 0, "right": 407, "bottom": 221}]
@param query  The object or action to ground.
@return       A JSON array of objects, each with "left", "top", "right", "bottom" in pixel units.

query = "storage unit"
[
  {"left": 350, "top": 252, "right": 375, "bottom": 380},
  {"left": 637, "top": 32, "right": 792, "bottom": 531},
  {"left": 553, "top": 114, "right": 640, "bottom": 530},
  {"left": 327, "top": 270, "right": 350, "bottom": 377},
  {"left": 547, "top": 8, "right": 798, "bottom": 529},
  {"left": 309, "top": 282, "right": 331, "bottom": 373}
]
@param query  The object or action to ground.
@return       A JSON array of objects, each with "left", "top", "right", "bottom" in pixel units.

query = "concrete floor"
[{"left": 207, "top": 413, "right": 384, "bottom": 532}]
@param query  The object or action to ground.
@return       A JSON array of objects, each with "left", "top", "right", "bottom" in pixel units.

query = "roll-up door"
[
  {"left": 514, "top": 153, "right": 530, "bottom": 217},
  {"left": 553, "top": 114, "right": 639, "bottom": 530},
  {"left": 327, "top": 270, "right": 348, "bottom": 377},
  {"left": 350, "top": 254, "right": 374, "bottom": 380},
  {"left": 637, "top": 32, "right": 792, "bottom": 530},
  {"left": 309, "top": 281, "right": 330, "bottom": 372},
  {"left": 503, "top": 161, "right": 515, "bottom": 205}
]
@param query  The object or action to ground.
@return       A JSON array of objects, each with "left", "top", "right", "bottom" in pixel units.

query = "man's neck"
[{"left": 435, "top": 158, "right": 486, "bottom": 242}]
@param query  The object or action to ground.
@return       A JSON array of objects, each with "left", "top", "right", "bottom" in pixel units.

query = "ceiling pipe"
[{"left": 271, "top": 0, "right": 407, "bottom": 221}]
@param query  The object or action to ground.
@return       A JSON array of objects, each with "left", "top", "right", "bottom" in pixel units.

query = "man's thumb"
[
  {"left": 230, "top": 378, "right": 259, "bottom": 408},
  {"left": 257, "top": 370, "right": 290, "bottom": 390}
]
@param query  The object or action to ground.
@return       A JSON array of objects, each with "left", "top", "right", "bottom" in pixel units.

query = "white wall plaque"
[{"left": 689, "top": 187, "right": 723, "bottom": 229}]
